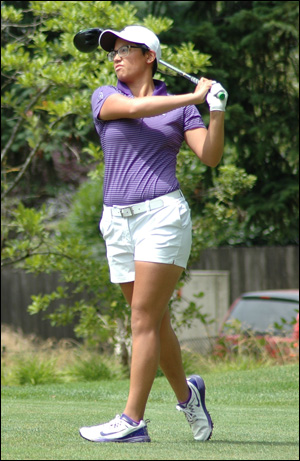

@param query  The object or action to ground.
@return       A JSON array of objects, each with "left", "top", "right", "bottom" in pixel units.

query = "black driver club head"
[{"left": 73, "top": 28, "right": 102, "bottom": 53}]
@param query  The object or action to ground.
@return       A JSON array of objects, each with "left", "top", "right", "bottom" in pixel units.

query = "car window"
[{"left": 226, "top": 299, "right": 299, "bottom": 335}]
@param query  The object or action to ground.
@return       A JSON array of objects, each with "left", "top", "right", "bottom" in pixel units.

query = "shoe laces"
[
  {"left": 179, "top": 402, "right": 199, "bottom": 424},
  {"left": 177, "top": 388, "right": 201, "bottom": 425},
  {"left": 106, "top": 414, "right": 150, "bottom": 429},
  {"left": 107, "top": 415, "right": 124, "bottom": 429}
]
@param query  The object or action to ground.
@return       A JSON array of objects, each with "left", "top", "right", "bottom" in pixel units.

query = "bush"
[
  {"left": 213, "top": 319, "right": 299, "bottom": 365},
  {"left": 14, "top": 356, "right": 61, "bottom": 385},
  {"left": 68, "top": 355, "right": 115, "bottom": 382},
  {"left": 1, "top": 325, "right": 125, "bottom": 385}
]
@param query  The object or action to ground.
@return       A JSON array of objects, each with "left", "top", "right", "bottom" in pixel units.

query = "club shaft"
[
  {"left": 159, "top": 59, "right": 225, "bottom": 100},
  {"left": 159, "top": 59, "right": 199, "bottom": 85}
]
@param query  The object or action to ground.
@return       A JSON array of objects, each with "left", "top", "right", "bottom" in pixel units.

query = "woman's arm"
[
  {"left": 185, "top": 81, "right": 227, "bottom": 167},
  {"left": 99, "top": 77, "right": 226, "bottom": 168},
  {"left": 184, "top": 111, "right": 225, "bottom": 168},
  {"left": 99, "top": 78, "right": 213, "bottom": 120}
]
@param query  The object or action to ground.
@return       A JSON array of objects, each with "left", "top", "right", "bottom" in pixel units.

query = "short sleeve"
[
  {"left": 91, "top": 85, "right": 118, "bottom": 122},
  {"left": 183, "top": 105, "right": 206, "bottom": 131}
]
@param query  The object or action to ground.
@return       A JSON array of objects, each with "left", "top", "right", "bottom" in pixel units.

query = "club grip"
[
  {"left": 216, "top": 91, "right": 226, "bottom": 100},
  {"left": 190, "top": 77, "right": 225, "bottom": 99}
]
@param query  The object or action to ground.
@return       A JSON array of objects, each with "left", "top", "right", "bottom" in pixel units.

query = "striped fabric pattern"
[{"left": 91, "top": 80, "right": 205, "bottom": 206}]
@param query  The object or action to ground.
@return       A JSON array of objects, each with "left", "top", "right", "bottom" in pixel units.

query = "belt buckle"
[{"left": 120, "top": 206, "right": 134, "bottom": 217}]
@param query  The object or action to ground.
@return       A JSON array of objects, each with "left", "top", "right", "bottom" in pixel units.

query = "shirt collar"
[{"left": 116, "top": 79, "right": 168, "bottom": 96}]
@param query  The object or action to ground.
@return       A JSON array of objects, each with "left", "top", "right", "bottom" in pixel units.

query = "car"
[{"left": 216, "top": 290, "right": 299, "bottom": 359}]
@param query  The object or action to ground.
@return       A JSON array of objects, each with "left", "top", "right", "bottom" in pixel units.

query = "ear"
[{"left": 146, "top": 50, "right": 156, "bottom": 64}]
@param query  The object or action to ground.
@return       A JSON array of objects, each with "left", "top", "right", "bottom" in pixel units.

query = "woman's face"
[{"left": 112, "top": 38, "right": 154, "bottom": 83}]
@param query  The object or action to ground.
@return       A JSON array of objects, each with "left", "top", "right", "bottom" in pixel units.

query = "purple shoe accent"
[
  {"left": 114, "top": 426, "right": 151, "bottom": 443},
  {"left": 187, "top": 375, "right": 213, "bottom": 440},
  {"left": 121, "top": 413, "right": 139, "bottom": 426},
  {"left": 79, "top": 414, "right": 151, "bottom": 443}
]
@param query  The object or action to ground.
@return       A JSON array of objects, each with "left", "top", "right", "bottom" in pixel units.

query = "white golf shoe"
[
  {"left": 79, "top": 413, "right": 151, "bottom": 443},
  {"left": 176, "top": 375, "right": 213, "bottom": 441}
]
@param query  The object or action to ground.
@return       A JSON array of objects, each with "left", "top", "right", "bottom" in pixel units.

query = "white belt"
[{"left": 108, "top": 190, "right": 183, "bottom": 218}]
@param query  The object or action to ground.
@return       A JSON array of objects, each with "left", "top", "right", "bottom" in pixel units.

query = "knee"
[{"left": 130, "top": 305, "right": 160, "bottom": 337}]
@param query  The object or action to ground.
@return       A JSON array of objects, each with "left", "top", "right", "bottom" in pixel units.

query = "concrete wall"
[{"left": 174, "top": 270, "right": 230, "bottom": 353}]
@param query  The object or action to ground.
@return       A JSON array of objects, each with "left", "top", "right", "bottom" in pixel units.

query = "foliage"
[
  {"left": 1, "top": 191, "right": 126, "bottom": 348},
  {"left": 1, "top": 324, "right": 298, "bottom": 387},
  {"left": 1, "top": 1, "right": 298, "bottom": 347},
  {"left": 213, "top": 318, "right": 299, "bottom": 365},
  {"left": 176, "top": 155, "right": 257, "bottom": 251},
  {"left": 68, "top": 355, "right": 115, "bottom": 382},
  {"left": 14, "top": 356, "right": 60, "bottom": 385},
  {"left": 1, "top": 166, "right": 256, "bottom": 350},
  {"left": 134, "top": 0, "right": 299, "bottom": 245},
  {"left": 1, "top": 1, "right": 253, "bottom": 346},
  {"left": 1, "top": 0, "right": 209, "bottom": 201},
  {"left": 170, "top": 289, "right": 215, "bottom": 332}
]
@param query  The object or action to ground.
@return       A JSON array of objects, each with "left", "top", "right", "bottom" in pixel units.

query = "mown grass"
[
  {"left": 1, "top": 325, "right": 299, "bottom": 459},
  {"left": 2, "top": 364, "right": 299, "bottom": 460}
]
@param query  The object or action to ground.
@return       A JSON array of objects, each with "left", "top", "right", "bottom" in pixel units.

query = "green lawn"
[{"left": 1, "top": 364, "right": 299, "bottom": 460}]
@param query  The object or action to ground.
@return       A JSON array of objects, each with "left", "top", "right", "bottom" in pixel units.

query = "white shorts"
[{"left": 99, "top": 190, "right": 192, "bottom": 283}]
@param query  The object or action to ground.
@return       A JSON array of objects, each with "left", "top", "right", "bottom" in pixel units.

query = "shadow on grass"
[
  {"left": 209, "top": 440, "right": 298, "bottom": 447},
  {"left": 147, "top": 437, "right": 299, "bottom": 447}
]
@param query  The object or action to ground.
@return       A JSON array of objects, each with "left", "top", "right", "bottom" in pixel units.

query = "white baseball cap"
[{"left": 99, "top": 25, "right": 161, "bottom": 62}]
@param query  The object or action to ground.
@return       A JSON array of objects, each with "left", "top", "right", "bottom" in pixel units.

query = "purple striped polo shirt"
[{"left": 91, "top": 79, "right": 206, "bottom": 206}]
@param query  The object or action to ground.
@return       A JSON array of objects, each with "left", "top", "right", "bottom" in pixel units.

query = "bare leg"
[
  {"left": 120, "top": 261, "right": 189, "bottom": 421},
  {"left": 159, "top": 309, "right": 190, "bottom": 403}
]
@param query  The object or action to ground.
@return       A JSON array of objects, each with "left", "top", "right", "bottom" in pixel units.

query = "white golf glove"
[{"left": 206, "top": 82, "right": 228, "bottom": 111}]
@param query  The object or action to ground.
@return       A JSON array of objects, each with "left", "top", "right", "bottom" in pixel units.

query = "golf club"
[{"left": 73, "top": 28, "right": 225, "bottom": 99}]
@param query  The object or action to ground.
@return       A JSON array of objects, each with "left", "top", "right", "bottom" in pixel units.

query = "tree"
[
  {"left": 132, "top": 1, "right": 299, "bottom": 244},
  {"left": 1, "top": 1, "right": 258, "bottom": 353}
]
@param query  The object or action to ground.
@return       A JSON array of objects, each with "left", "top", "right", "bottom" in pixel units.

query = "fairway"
[{"left": 1, "top": 364, "right": 299, "bottom": 460}]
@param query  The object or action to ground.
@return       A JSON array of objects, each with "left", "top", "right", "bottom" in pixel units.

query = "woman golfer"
[{"left": 79, "top": 25, "right": 227, "bottom": 443}]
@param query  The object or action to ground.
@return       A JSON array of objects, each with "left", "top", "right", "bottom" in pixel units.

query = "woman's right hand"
[{"left": 193, "top": 77, "right": 214, "bottom": 104}]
